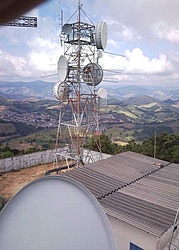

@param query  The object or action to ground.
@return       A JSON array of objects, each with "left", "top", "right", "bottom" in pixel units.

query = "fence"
[
  {"left": 0, "top": 149, "right": 111, "bottom": 173},
  {"left": 0, "top": 149, "right": 55, "bottom": 173}
]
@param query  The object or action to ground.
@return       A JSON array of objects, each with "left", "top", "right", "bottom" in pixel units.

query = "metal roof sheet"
[
  {"left": 63, "top": 152, "right": 166, "bottom": 198},
  {"left": 119, "top": 163, "right": 179, "bottom": 210},
  {"left": 100, "top": 192, "right": 176, "bottom": 237},
  {"left": 61, "top": 152, "right": 178, "bottom": 237}
]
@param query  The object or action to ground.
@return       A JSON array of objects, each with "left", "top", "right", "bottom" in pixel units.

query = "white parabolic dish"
[
  {"left": 0, "top": 176, "right": 117, "bottom": 250},
  {"left": 95, "top": 21, "right": 107, "bottom": 50},
  {"left": 53, "top": 81, "right": 69, "bottom": 100},
  {"left": 57, "top": 55, "right": 68, "bottom": 82},
  {"left": 82, "top": 63, "right": 103, "bottom": 86},
  {"left": 98, "top": 88, "right": 108, "bottom": 98}
]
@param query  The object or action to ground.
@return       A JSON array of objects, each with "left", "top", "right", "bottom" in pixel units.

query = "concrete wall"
[
  {"left": 107, "top": 215, "right": 158, "bottom": 250},
  {"left": 158, "top": 226, "right": 179, "bottom": 250},
  {"left": 82, "top": 149, "right": 111, "bottom": 164},
  {"left": 0, "top": 149, "right": 111, "bottom": 173},
  {"left": 0, "top": 149, "right": 56, "bottom": 173}
]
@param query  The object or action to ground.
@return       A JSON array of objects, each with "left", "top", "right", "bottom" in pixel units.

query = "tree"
[
  {"left": 25, "top": 147, "right": 39, "bottom": 154},
  {"left": 128, "top": 133, "right": 179, "bottom": 163},
  {"left": 87, "top": 134, "right": 119, "bottom": 155}
]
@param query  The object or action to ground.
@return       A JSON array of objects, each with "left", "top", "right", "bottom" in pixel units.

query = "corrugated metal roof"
[
  {"left": 63, "top": 167, "right": 125, "bottom": 198},
  {"left": 63, "top": 152, "right": 167, "bottom": 198},
  {"left": 119, "top": 163, "right": 179, "bottom": 211},
  {"left": 61, "top": 151, "right": 178, "bottom": 237},
  {"left": 100, "top": 192, "right": 176, "bottom": 237}
]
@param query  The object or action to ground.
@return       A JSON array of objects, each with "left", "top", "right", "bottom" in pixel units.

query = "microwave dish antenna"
[
  {"left": 82, "top": 63, "right": 103, "bottom": 86},
  {"left": 98, "top": 88, "right": 108, "bottom": 99},
  {"left": 97, "top": 51, "right": 103, "bottom": 59},
  {"left": 95, "top": 21, "right": 107, "bottom": 50},
  {"left": 62, "top": 23, "right": 72, "bottom": 35},
  {"left": 53, "top": 81, "right": 69, "bottom": 100},
  {"left": 57, "top": 55, "right": 68, "bottom": 82},
  {"left": 0, "top": 176, "right": 117, "bottom": 250}
]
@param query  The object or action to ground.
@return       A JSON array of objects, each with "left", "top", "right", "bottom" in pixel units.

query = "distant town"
[{"left": 0, "top": 109, "right": 57, "bottom": 128}]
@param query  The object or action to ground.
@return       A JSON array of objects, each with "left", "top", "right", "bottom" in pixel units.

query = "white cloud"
[
  {"left": 124, "top": 48, "right": 174, "bottom": 74},
  {"left": 0, "top": 0, "right": 179, "bottom": 86},
  {"left": 28, "top": 37, "right": 58, "bottom": 50},
  {"left": 98, "top": 47, "right": 176, "bottom": 87},
  {"left": 107, "top": 39, "right": 120, "bottom": 49},
  {"left": 120, "top": 25, "right": 142, "bottom": 42},
  {"left": 0, "top": 3, "right": 64, "bottom": 81},
  {"left": 0, "top": 49, "right": 26, "bottom": 72},
  {"left": 100, "top": 48, "right": 173, "bottom": 76},
  {"left": 155, "top": 22, "right": 179, "bottom": 43},
  {"left": 89, "top": 0, "right": 179, "bottom": 51},
  {"left": 167, "top": 29, "right": 179, "bottom": 43}
]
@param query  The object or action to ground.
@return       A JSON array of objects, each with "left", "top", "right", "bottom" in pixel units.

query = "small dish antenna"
[
  {"left": 82, "top": 63, "right": 103, "bottom": 86},
  {"left": 98, "top": 88, "right": 108, "bottom": 98},
  {"left": 97, "top": 51, "right": 103, "bottom": 58},
  {"left": 95, "top": 21, "right": 107, "bottom": 50},
  {"left": 0, "top": 176, "right": 117, "bottom": 250},
  {"left": 57, "top": 55, "right": 68, "bottom": 82},
  {"left": 53, "top": 81, "right": 69, "bottom": 100},
  {"left": 62, "top": 23, "right": 72, "bottom": 35}
]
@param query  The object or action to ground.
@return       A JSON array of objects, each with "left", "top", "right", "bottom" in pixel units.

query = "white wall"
[
  {"left": 107, "top": 215, "right": 158, "bottom": 250},
  {"left": 157, "top": 226, "right": 179, "bottom": 250},
  {"left": 0, "top": 148, "right": 111, "bottom": 173},
  {"left": 0, "top": 149, "right": 56, "bottom": 173}
]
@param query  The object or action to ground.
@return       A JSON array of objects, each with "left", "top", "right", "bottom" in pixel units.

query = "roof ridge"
[{"left": 97, "top": 162, "right": 171, "bottom": 201}]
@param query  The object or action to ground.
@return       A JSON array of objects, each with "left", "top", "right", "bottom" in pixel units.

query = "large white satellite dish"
[
  {"left": 53, "top": 81, "right": 69, "bottom": 100},
  {"left": 0, "top": 176, "right": 117, "bottom": 250},
  {"left": 95, "top": 21, "right": 107, "bottom": 50},
  {"left": 57, "top": 55, "right": 68, "bottom": 82},
  {"left": 82, "top": 63, "right": 103, "bottom": 86},
  {"left": 98, "top": 88, "right": 108, "bottom": 98}
]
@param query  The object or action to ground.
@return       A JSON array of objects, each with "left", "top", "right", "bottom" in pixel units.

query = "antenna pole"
[
  {"left": 154, "top": 130, "right": 156, "bottom": 159},
  {"left": 76, "top": 1, "right": 81, "bottom": 167},
  {"left": 58, "top": 0, "right": 61, "bottom": 29}
]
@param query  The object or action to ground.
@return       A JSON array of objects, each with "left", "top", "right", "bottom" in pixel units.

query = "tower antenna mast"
[
  {"left": 76, "top": 0, "right": 82, "bottom": 166},
  {"left": 51, "top": 1, "right": 108, "bottom": 171}
]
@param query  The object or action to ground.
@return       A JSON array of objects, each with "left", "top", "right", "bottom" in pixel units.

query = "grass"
[
  {"left": 2, "top": 128, "right": 56, "bottom": 148},
  {"left": 0, "top": 123, "right": 17, "bottom": 134},
  {"left": 115, "top": 108, "right": 138, "bottom": 119},
  {"left": 113, "top": 140, "right": 128, "bottom": 146},
  {"left": 138, "top": 102, "right": 160, "bottom": 109},
  {"left": 104, "top": 105, "right": 139, "bottom": 119},
  {"left": 104, "top": 127, "right": 136, "bottom": 142},
  {"left": 128, "top": 106, "right": 143, "bottom": 117},
  {"left": 1, "top": 126, "right": 71, "bottom": 149},
  {"left": 173, "top": 103, "right": 179, "bottom": 108},
  {"left": 105, "top": 105, "right": 117, "bottom": 112}
]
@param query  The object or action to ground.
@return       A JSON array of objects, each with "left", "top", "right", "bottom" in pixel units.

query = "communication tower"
[{"left": 53, "top": 1, "right": 108, "bottom": 169}]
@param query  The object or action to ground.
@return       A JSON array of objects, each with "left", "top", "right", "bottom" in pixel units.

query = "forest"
[{"left": 87, "top": 133, "right": 179, "bottom": 164}]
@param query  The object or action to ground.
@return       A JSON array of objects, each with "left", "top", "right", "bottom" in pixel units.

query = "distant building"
[{"left": 62, "top": 151, "right": 179, "bottom": 250}]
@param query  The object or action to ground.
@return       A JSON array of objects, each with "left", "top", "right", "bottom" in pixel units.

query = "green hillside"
[{"left": 0, "top": 95, "right": 178, "bottom": 152}]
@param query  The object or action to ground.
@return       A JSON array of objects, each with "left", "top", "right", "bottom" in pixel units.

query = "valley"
[{"left": 0, "top": 91, "right": 179, "bottom": 152}]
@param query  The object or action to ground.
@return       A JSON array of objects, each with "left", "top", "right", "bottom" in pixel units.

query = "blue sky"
[{"left": 0, "top": 0, "right": 179, "bottom": 87}]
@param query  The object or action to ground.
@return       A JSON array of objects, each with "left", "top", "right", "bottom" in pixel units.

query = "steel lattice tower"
[{"left": 53, "top": 1, "right": 107, "bottom": 169}]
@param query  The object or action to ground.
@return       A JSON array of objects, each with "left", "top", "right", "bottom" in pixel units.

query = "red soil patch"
[{"left": 0, "top": 163, "right": 58, "bottom": 199}]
